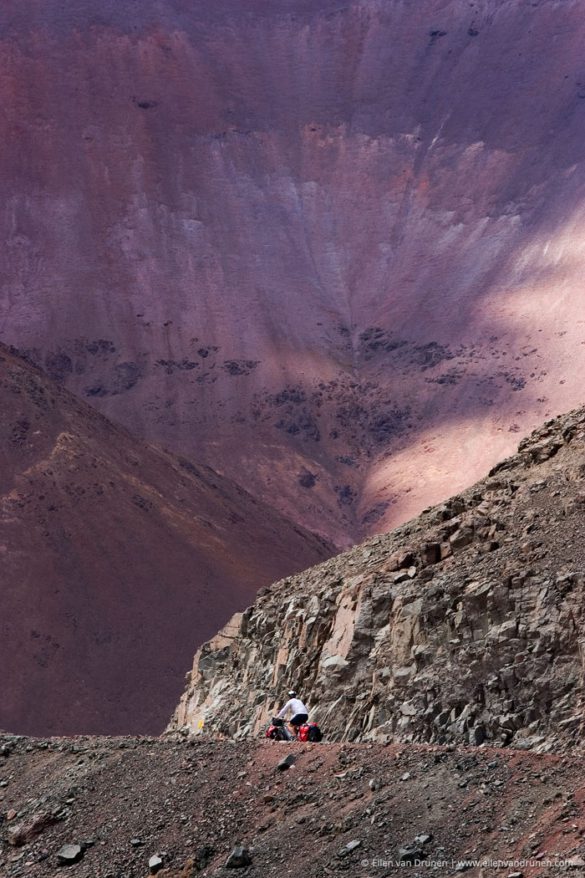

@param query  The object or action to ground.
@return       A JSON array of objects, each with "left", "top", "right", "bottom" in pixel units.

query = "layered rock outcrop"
[{"left": 171, "top": 408, "right": 585, "bottom": 751}]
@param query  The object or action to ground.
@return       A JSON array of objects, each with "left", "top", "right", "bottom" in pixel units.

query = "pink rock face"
[
  {"left": 0, "top": 344, "right": 331, "bottom": 735},
  {"left": 1, "top": 0, "right": 585, "bottom": 546}
]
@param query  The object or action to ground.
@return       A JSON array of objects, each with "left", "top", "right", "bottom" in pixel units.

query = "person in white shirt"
[{"left": 277, "top": 690, "right": 309, "bottom": 737}]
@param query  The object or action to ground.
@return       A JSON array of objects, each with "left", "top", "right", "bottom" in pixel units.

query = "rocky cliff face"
[
  {"left": 171, "top": 407, "right": 585, "bottom": 751},
  {"left": 0, "top": 344, "right": 331, "bottom": 736},
  {"left": 2, "top": 0, "right": 585, "bottom": 544}
]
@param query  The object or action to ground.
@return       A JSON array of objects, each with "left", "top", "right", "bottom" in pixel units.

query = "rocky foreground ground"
[{"left": 1, "top": 733, "right": 585, "bottom": 878}]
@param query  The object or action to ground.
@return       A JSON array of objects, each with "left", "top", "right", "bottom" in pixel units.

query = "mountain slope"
[
  {"left": 171, "top": 405, "right": 585, "bottom": 752},
  {"left": 0, "top": 344, "right": 332, "bottom": 736},
  {"left": 2, "top": 0, "right": 585, "bottom": 544}
]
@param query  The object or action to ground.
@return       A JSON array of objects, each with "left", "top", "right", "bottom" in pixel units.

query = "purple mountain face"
[{"left": 2, "top": 1, "right": 585, "bottom": 547}]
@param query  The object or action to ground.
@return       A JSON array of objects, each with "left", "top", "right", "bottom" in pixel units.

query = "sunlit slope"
[{"left": 1, "top": 0, "right": 585, "bottom": 543}]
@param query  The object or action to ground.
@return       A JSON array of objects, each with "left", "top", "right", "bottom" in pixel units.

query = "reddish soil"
[{"left": 1, "top": 733, "right": 585, "bottom": 877}]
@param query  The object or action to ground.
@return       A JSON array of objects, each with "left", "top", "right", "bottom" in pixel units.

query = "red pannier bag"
[{"left": 298, "top": 723, "right": 311, "bottom": 742}]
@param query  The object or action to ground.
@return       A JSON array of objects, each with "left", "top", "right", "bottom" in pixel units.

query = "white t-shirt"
[{"left": 277, "top": 698, "right": 308, "bottom": 719}]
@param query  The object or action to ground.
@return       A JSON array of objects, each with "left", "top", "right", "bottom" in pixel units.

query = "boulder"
[
  {"left": 339, "top": 839, "right": 362, "bottom": 857},
  {"left": 225, "top": 846, "right": 252, "bottom": 868},
  {"left": 57, "top": 844, "right": 83, "bottom": 866},
  {"left": 277, "top": 754, "right": 296, "bottom": 771},
  {"left": 398, "top": 842, "right": 426, "bottom": 863},
  {"left": 148, "top": 854, "right": 164, "bottom": 874},
  {"left": 8, "top": 812, "right": 59, "bottom": 847}
]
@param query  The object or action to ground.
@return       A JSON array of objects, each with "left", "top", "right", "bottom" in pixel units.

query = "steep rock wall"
[{"left": 170, "top": 409, "right": 585, "bottom": 751}]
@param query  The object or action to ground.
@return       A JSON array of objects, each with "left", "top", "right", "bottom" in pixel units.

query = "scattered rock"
[
  {"left": 194, "top": 845, "right": 215, "bottom": 870},
  {"left": 225, "top": 845, "right": 252, "bottom": 868},
  {"left": 398, "top": 842, "right": 426, "bottom": 863},
  {"left": 8, "top": 812, "right": 60, "bottom": 847},
  {"left": 149, "top": 854, "right": 164, "bottom": 874},
  {"left": 57, "top": 844, "right": 84, "bottom": 866},
  {"left": 277, "top": 754, "right": 296, "bottom": 771},
  {"left": 339, "top": 839, "right": 362, "bottom": 857}
]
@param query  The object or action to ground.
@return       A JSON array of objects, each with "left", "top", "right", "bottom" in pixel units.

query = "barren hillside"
[
  {"left": 2, "top": 0, "right": 585, "bottom": 543},
  {"left": 0, "top": 344, "right": 331, "bottom": 736}
]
